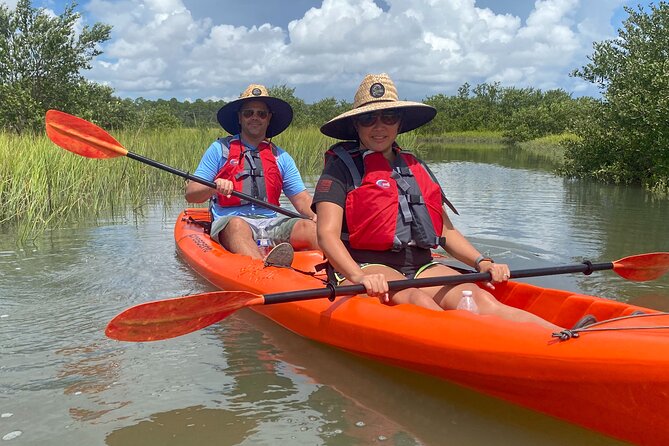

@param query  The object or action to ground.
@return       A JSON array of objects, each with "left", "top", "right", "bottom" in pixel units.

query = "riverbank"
[{"left": 517, "top": 133, "right": 579, "bottom": 166}]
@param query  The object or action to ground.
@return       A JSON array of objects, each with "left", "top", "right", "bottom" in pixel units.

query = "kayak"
[{"left": 175, "top": 208, "right": 669, "bottom": 445}]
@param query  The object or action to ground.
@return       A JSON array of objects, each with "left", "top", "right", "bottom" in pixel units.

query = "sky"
[{"left": 2, "top": 0, "right": 656, "bottom": 103}]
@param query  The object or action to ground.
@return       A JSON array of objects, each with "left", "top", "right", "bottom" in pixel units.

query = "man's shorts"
[{"left": 210, "top": 215, "right": 301, "bottom": 245}]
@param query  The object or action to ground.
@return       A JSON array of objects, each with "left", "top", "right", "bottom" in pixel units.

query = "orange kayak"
[{"left": 175, "top": 208, "right": 669, "bottom": 445}]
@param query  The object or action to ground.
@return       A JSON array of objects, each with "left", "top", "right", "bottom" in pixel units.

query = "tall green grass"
[
  {"left": 421, "top": 131, "right": 506, "bottom": 148},
  {"left": 1, "top": 128, "right": 215, "bottom": 239},
  {"left": 518, "top": 133, "right": 580, "bottom": 165},
  {"left": 1, "top": 126, "right": 426, "bottom": 240}
]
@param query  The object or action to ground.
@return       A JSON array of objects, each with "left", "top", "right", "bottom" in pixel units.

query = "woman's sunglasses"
[
  {"left": 354, "top": 110, "right": 402, "bottom": 127},
  {"left": 240, "top": 109, "right": 270, "bottom": 119}
]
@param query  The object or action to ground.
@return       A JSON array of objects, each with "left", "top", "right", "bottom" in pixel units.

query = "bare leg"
[
  {"left": 418, "top": 264, "right": 562, "bottom": 330},
  {"left": 289, "top": 219, "right": 319, "bottom": 250},
  {"left": 218, "top": 217, "right": 262, "bottom": 259},
  {"left": 340, "top": 265, "right": 443, "bottom": 311}
]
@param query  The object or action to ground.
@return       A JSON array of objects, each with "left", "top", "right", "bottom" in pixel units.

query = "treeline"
[{"left": 57, "top": 82, "right": 586, "bottom": 145}]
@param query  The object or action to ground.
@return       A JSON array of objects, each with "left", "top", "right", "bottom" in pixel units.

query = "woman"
[{"left": 313, "top": 73, "right": 562, "bottom": 330}]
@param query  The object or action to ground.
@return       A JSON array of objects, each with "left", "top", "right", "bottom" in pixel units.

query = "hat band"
[{"left": 355, "top": 99, "right": 396, "bottom": 109}]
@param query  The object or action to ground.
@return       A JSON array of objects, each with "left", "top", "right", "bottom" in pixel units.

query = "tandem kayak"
[{"left": 175, "top": 208, "right": 669, "bottom": 445}]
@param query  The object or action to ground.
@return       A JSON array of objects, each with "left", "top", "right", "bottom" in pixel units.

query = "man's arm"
[
  {"left": 288, "top": 190, "right": 316, "bottom": 219},
  {"left": 184, "top": 141, "right": 223, "bottom": 203},
  {"left": 185, "top": 180, "right": 216, "bottom": 203}
]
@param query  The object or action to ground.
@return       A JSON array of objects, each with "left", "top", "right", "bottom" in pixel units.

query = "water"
[{"left": 1, "top": 147, "right": 667, "bottom": 445}]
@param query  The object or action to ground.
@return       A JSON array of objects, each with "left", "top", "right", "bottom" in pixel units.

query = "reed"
[
  {"left": 0, "top": 126, "right": 427, "bottom": 239},
  {"left": 1, "top": 128, "right": 210, "bottom": 239},
  {"left": 271, "top": 126, "right": 336, "bottom": 174},
  {"left": 420, "top": 131, "right": 506, "bottom": 147},
  {"left": 518, "top": 133, "right": 580, "bottom": 165}
]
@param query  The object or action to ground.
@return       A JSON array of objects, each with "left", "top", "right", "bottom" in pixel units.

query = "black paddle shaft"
[
  {"left": 263, "top": 261, "right": 614, "bottom": 305},
  {"left": 126, "top": 151, "right": 306, "bottom": 219}
]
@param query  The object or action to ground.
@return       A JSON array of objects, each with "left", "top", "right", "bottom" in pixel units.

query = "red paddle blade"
[
  {"left": 45, "top": 110, "right": 128, "bottom": 159},
  {"left": 105, "top": 291, "right": 264, "bottom": 342},
  {"left": 613, "top": 252, "right": 669, "bottom": 281}
]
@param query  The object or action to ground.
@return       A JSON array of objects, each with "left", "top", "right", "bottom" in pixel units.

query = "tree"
[
  {"left": 503, "top": 89, "right": 575, "bottom": 142},
  {"left": 268, "top": 84, "right": 308, "bottom": 127},
  {"left": 566, "top": 2, "right": 669, "bottom": 192},
  {"left": 0, "top": 0, "right": 112, "bottom": 132},
  {"left": 306, "top": 97, "right": 351, "bottom": 127}
]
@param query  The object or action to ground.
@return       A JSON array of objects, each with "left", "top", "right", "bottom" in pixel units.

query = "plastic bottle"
[
  {"left": 256, "top": 226, "right": 273, "bottom": 256},
  {"left": 456, "top": 290, "right": 479, "bottom": 314}
]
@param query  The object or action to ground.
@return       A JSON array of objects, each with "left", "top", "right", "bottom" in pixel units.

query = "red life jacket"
[
  {"left": 328, "top": 143, "right": 456, "bottom": 251},
  {"left": 214, "top": 136, "right": 283, "bottom": 207}
]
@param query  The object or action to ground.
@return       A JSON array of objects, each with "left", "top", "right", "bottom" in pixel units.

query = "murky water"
[{"left": 1, "top": 147, "right": 667, "bottom": 445}]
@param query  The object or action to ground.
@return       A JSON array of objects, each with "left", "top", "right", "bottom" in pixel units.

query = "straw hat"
[
  {"left": 320, "top": 73, "right": 436, "bottom": 140},
  {"left": 217, "top": 84, "right": 293, "bottom": 138}
]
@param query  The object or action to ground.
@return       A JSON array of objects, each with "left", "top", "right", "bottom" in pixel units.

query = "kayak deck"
[{"left": 175, "top": 208, "right": 669, "bottom": 445}]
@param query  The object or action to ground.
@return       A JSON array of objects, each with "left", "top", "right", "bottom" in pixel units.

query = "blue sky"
[{"left": 2, "top": 0, "right": 655, "bottom": 102}]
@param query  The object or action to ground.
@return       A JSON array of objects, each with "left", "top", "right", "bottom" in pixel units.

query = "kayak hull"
[{"left": 175, "top": 208, "right": 669, "bottom": 445}]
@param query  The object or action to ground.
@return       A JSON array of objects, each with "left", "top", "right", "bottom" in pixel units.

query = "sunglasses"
[
  {"left": 240, "top": 109, "right": 270, "bottom": 119},
  {"left": 354, "top": 110, "right": 402, "bottom": 127}
]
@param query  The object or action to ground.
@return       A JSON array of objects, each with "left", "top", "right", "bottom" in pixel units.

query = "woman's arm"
[
  {"left": 316, "top": 202, "right": 364, "bottom": 279},
  {"left": 440, "top": 209, "right": 483, "bottom": 269},
  {"left": 316, "top": 201, "right": 389, "bottom": 299},
  {"left": 440, "top": 209, "right": 510, "bottom": 283}
]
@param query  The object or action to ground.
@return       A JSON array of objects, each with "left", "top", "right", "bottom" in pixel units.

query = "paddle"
[
  {"left": 105, "top": 252, "right": 669, "bottom": 342},
  {"left": 44, "top": 109, "right": 308, "bottom": 220}
]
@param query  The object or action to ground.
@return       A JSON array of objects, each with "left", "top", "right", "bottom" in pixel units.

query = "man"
[{"left": 185, "top": 84, "right": 317, "bottom": 267}]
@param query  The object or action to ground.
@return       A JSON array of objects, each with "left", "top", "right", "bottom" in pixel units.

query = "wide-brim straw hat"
[
  {"left": 217, "top": 84, "right": 293, "bottom": 138},
  {"left": 320, "top": 73, "right": 436, "bottom": 140}
]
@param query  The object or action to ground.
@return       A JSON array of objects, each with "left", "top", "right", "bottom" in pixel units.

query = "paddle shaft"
[
  {"left": 126, "top": 152, "right": 306, "bottom": 220},
  {"left": 263, "top": 261, "right": 614, "bottom": 305}
]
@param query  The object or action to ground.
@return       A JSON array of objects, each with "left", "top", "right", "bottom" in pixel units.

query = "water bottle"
[
  {"left": 456, "top": 290, "right": 479, "bottom": 314},
  {"left": 256, "top": 226, "right": 273, "bottom": 256}
]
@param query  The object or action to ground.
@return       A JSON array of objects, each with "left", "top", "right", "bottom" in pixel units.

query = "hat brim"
[
  {"left": 217, "top": 97, "right": 293, "bottom": 138},
  {"left": 320, "top": 101, "right": 436, "bottom": 140}
]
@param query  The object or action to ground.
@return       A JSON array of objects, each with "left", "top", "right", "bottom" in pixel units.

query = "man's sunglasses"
[{"left": 240, "top": 109, "right": 270, "bottom": 119}]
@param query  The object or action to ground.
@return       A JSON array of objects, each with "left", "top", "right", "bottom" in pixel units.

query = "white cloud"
[{"left": 80, "top": 0, "right": 626, "bottom": 101}]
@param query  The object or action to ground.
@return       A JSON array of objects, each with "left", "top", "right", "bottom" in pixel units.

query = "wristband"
[{"left": 474, "top": 255, "right": 494, "bottom": 272}]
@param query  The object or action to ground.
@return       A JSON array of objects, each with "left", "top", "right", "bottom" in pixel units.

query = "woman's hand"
[
  {"left": 478, "top": 261, "right": 511, "bottom": 290},
  {"left": 350, "top": 272, "right": 390, "bottom": 304}
]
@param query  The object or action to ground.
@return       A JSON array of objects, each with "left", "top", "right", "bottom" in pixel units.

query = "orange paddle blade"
[
  {"left": 105, "top": 291, "right": 264, "bottom": 342},
  {"left": 613, "top": 252, "right": 669, "bottom": 281},
  {"left": 45, "top": 110, "right": 128, "bottom": 159}
]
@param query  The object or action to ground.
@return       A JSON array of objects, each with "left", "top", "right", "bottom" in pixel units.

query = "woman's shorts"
[
  {"left": 330, "top": 261, "right": 442, "bottom": 285},
  {"left": 210, "top": 215, "right": 300, "bottom": 245}
]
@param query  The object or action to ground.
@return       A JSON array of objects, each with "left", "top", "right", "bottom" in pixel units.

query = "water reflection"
[
  {"left": 420, "top": 145, "right": 554, "bottom": 172},
  {"left": 1, "top": 147, "right": 667, "bottom": 446},
  {"left": 235, "top": 311, "right": 625, "bottom": 446},
  {"left": 105, "top": 405, "right": 254, "bottom": 446}
]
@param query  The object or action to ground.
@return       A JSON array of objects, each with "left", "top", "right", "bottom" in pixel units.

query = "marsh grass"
[
  {"left": 421, "top": 131, "right": 506, "bottom": 148},
  {"left": 518, "top": 133, "right": 580, "bottom": 166},
  {"left": 2, "top": 128, "right": 215, "bottom": 239},
  {"left": 1, "top": 126, "right": 425, "bottom": 240}
]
